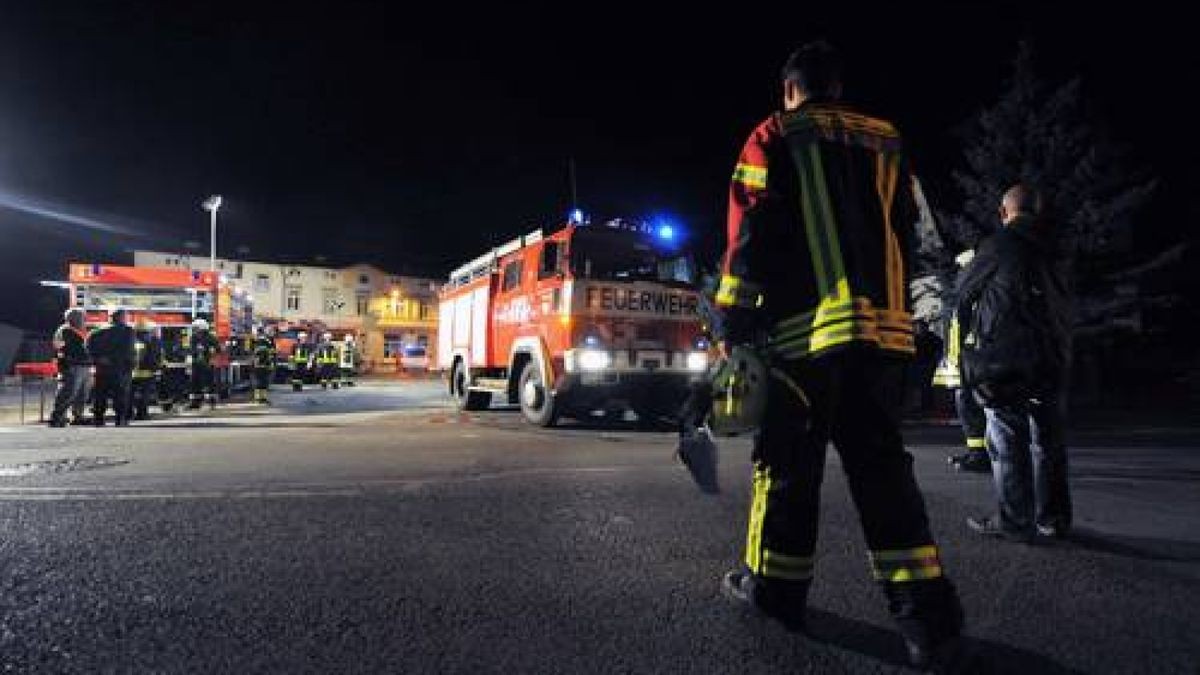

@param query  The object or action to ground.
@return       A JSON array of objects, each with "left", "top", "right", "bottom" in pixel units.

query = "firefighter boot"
[
  {"left": 883, "top": 577, "right": 966, "bottom": 671},
  {"left": 721, "top": 567, "right": 809, "bottom": 632},
  {"left": 949, "top": 450, "right": 990, "bottom": 473}
]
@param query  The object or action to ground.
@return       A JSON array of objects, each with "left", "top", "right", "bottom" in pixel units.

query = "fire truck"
[
  {"left": 67, "top": 263, "right": 255, "bottom": 397},
  {"left": 437, "top": 218, "right": 708, "bottom": 426}
]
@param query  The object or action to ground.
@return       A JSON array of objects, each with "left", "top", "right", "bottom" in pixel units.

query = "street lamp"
[{"left": 201, "top": 194, "right": 222, "bottom": 272}]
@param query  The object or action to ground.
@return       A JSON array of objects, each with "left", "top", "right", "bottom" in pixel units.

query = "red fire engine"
[
  {"left": 437, "top": 218, "right": 708, "bottom": 426},
  {"left": 67, "top": 263, "right": 255, "bottom": 396}
]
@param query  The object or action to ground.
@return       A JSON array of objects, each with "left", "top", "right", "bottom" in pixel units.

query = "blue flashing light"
[
  {"left": 569, "top": 208, "right": 585, "bottom": 224},
  {"left": 657, "top": 224, "right": 675, "bottom": 241}
]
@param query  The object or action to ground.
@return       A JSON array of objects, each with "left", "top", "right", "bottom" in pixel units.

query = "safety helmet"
[
  {"left": 298, "top": 331, "right": 308, "bottom": 340},
  {"left": 343, "top": 334, "right": 355, "bottom": 344},
  {"left": 322, "top": 332, "right": 332, "bottom": 341},
  {"left": 192, "top": 318, "right": 209, "bottom": 331},
  {"left": 708, "top": 346, "right": 769, "bottom": 436}
]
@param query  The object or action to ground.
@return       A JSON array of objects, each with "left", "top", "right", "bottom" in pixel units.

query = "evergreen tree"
[
  {"left": 944, "top": 40, "right": 1155, "bottom": 265},
  {"left": 942, "top": 40, "right": 1160, "bottom": 404}
]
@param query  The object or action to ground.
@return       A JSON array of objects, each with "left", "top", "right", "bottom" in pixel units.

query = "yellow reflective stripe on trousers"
[
  {"left": 966, "top": 437, "right": 986, "bottom": 449},
  {"left": 733, "top": 163, "right": 767, "bottom": 189},
  {"left": 869, "top": 545, "right": 943, "bottom": 582},
  {"left": 744, "top": 466, "right": 771, "bottom": 574},
  {"left": 761, "top": 549, "right": 814, "bottom": 581}
]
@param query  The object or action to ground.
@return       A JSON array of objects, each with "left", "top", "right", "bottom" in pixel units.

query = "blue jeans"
[{"left": 984, "top": 399, "right": 1071, "bottom": 534}]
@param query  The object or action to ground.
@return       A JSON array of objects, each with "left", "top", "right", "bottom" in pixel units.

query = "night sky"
[{"left": 1, "top": 2, "right": 1193, "bottom": 331}]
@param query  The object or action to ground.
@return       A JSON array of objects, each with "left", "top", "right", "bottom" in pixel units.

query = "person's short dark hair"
[
  {"left": 780, "top": 40, "right": 842, "bottom": 98},
  {"left": 110, "top": 308, "right": 127, "bottom": 323},
  {"left": 1003, "top": 184, "right": 1043, "bottom": 218}
]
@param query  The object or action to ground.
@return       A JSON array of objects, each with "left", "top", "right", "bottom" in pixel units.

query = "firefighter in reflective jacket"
[
  {"left": 713, "top": 42, "right": 961, "bottom": 668},
  {"left": 932, "top": 249, "right": 989, "bottom": 472},
  {"left": 131, "top": 319, "right": 164, "bottom": 420},
  {"left": 316, "top": 332, "right": 339, "bottom": 389},
  {"left": 337, "top": 334, "right": 358, "bottom": 387},
  {"left": 160, "top": 329, "right": 189, "bottom": 412},
  {"left": 291, "top": 332, "right": 313, "bottom": 392},
  {"left": 187, "top": 318, "right": 221, "bottom": 410},
  {"left": 251, "top": 326, "right": 276, "bottom": 404}
]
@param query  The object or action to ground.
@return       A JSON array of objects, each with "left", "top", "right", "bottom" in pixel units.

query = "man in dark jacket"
[
  {"left": 86, "top": 308, "right": 137, "bottom": 426},
  {"left": 49, "top": 308, "right": 92, "bottom": 427},
  {"left": 957, "top": 185, "right": 1072, "bottom": 541}
]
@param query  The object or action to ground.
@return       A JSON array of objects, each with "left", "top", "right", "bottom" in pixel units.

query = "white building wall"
[{"left": 131, "top": 251, "right": 437, "bottom": 335}]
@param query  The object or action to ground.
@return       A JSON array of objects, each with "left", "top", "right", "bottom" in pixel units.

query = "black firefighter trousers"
[{"left": 744, "top": 347, "right": 960, "bottom": 636}]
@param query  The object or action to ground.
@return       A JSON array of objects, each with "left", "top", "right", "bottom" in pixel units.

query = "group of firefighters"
[{"left": 48, "top": 307, "right": 359, "bottom": 426}]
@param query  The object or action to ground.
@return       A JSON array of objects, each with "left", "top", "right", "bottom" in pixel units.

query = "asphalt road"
[{"left": 0, "top": 380, "right": 1197, "bottom": 673}]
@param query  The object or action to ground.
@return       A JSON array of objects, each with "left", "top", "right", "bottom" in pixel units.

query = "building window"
[
  {"left": 358, "top": 274, "right": 370, "bottom": 286},
  {"left": 254, "top": 274, "right": 271, "bottom": 292},
  {"left": 501, "top": 260, "right": 523, "bottom": 291},
  {"left": 286, "top": 285, "right": 302, "bottom": 312},
  {"left": 235, "top": 263, "right": 244, "bottom": 278},
  {"left": 383, "top": 335, "right": 404, "bottom": 358},
  {"left": 419, "top": 302, "right": 430, "bottom": 320},
  {"left": 356, "top": 292, "right": 369, "bottom": 317},
  {"left": 287, "top": 267, "right": 302, "bottom": 277},
  {"left": 325, "top": 271, "right": 338, "bottom": 281},
  {"left": 322, "top": 288, "right": 342, "bottom": 315}
]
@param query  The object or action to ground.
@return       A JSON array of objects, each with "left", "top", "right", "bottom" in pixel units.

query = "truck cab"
[{"left": 437, "top": 219, "right": 708, "bottom": 426}]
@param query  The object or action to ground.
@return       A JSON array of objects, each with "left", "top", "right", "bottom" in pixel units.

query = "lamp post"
[{"left": 201, "top": 195, "right": 222, "bottom": 272}]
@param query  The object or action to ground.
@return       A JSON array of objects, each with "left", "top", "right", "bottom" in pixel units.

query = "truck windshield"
[{"left": 569, "top": 230, "right": 695, "bottom": 287}]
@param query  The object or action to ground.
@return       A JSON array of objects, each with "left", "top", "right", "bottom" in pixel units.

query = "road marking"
[{"left": 0, "top": 465, "right": 690, "bottom": 501}]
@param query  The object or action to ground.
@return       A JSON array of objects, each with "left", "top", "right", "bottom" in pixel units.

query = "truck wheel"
[
  {"left": 452, "top": 361, "right": 491, "bottom": 411},
  {"left": 518, "top": 361, "right": 558, "bottom": 427}
]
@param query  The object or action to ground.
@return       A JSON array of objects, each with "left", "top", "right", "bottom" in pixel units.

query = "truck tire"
[
  {"left": 452, "top": 360, "right": 491, "bottom": 411},
  {"left": 518, "top": 361, "right": 558, "bottom": 427}
]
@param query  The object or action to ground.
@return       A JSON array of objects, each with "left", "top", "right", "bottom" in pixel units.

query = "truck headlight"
[
  {"left": 578, "top": 349, "right": 611, "bottom": 371},
  {"left": 686, "top": 351, "right": 708, "bottom": 372}
]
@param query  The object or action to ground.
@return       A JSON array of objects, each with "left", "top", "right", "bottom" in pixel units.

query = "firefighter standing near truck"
[
  {"left": 291, "top": 331, "right": 312, "bottom": 392},
  {"left": 316, "top": 332, "right": 340, "bottom": 389},
  {"left": 713, "top": 41, "right": 962, "bottom": 669},
  {"left": 337, "top": 334, "right": 358, "bottom": 387},
  {"left": 130, "top": 319, "right": 164, "bottom": 420},
  {"left": 251, "top": 326, "right": 276, "bottom": 404},
  {"left": 159, "top": 329, "right": 189, "bottom": 411},
  {"left": 86, "top": 308, "right": 136, "bottom": 426},
  {"left": 48, "top": 308, "right": 92, "bottom": 427},
  {"left": 187, "top": 318, "right": 221, "bottom": 410}
]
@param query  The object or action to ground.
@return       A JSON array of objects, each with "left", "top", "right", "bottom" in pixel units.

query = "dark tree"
[
  {"left": 945, "top": 40, "right": 1155, "bottom": 261},
  {"left": 942, "top": 40, "right": 1163, "bottom": 405}
]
